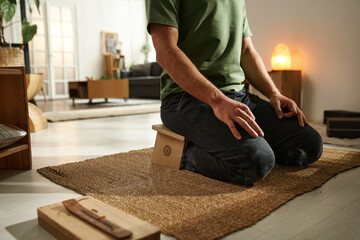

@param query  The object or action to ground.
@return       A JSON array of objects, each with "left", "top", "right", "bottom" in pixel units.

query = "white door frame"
[{"left": 44, "top": 0, "right": 80, "bottom": 99}]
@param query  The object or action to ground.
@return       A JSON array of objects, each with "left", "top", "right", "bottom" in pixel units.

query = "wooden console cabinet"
[
  {"left": 69, "top": 79, "right": 129, "bottom": 104},
  {"left": 0, "top": 67, "right": 32, "bottom": 170}
]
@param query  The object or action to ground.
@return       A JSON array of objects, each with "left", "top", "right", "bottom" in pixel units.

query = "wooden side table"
[
  {"left": 68, "top": 79, "right": 129, "bottom": 105},
  {"left": 248, "top": 70, "right": 302, "bottom": 108}
]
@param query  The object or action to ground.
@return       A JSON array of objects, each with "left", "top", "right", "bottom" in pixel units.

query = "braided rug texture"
[{"left": 38, "top": 148, "right": 360, "bottom": 240}]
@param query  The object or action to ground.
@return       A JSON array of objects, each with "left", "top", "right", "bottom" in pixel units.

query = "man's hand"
[
  {"left": 211, "top": 97, "right": 264, "bottom": 140},
  {"left": 269, "top": 93, "right": 309, "bottom": 127}
]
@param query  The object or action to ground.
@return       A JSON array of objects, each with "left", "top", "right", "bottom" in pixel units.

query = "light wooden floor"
[
  {"left": 36, "top": 98, "right": 161, "bottom": 112},
  {"left": 0, "top": 101, "right": 359, "bottom": 240}
]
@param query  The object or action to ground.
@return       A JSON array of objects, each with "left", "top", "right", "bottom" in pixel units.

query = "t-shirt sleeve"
[
  {"left": 242, "top": 2, "right": 253, "bottom": 38},
  {"left": 146, "top": 0, "right": 180, "bottom": 34}
]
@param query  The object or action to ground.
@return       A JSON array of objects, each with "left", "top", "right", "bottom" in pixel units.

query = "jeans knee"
[
  {"left": 279, "top": 126, "right": 324, "bottom": 167},
  {"left": 230, "top": 145, "right": 275, "bottom": 185},
  {"left": 306, "top": 129, "right": 323, "bottom": 164},
  {"left": 252, "top": 149, "right": 276, "bottom": 181}
]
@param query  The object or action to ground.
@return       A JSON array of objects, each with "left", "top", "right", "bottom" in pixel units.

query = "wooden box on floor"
[
  {"left": 152, "top": 124, "right": 186, "bottom": 169},
  {"left": 37, "top": 196, "right": 160, "bottom": 240},
  {"left": 323, "top": 110, "right": 360, "bottom": 124},
  {"left": 326, "top": 117, "right": 360, "bottom": 138}
]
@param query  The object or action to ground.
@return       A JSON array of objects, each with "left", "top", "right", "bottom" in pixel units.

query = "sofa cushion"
[
  {"left": 150, "top": 62, "right": 163, "bottom": 76},
  {"left": 128, "top": 76, "right": 160, "bottom": 99},
  {"left": 129, "top": 76, "right": 160, "bottom": 84},
  {"left": 131, "top": 63, "right": 152, "bottom": 77}
]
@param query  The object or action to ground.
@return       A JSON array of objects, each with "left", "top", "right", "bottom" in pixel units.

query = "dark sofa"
[{"left": 122, "top": 62, "right": 162, "bottom": 99}]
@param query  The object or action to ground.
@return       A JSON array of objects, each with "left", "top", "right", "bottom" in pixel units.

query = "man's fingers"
[
  {"left": 271, "top": 95, "right": 309, "bottom": 127},
  {"left": 283, "top": 103, "right": 296, "bottom": 117},
  {"left": 234, "top": 117, "right": 259, "bottom": 138},
  {"left": 240, "top": 104, "right": 255, "bottom": 120},
  {"left": 283, "top": 111, "right": 296, "bottom": 118},
  {"left": 274, "top": 100, "right": 283, "bottom": 119},
  {"left": 228, "top": 122, "right": 242, "bottom": 140},
  {"left": 297, "top": 111, "right": 305, "bottom": 128},
  {"left": 237, "top": 110, "right": 264, "bottom": 137},
  {"left": 298, "top": 109, "right": 308, "bottom": 127}
]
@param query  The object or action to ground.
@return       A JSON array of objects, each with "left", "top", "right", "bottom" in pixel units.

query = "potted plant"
[
  {"left": 141, "top": 43, "right": 151, "bottom": 63},
  {"left": 0, "top": 0, "right": 40, "bottom": 67}
]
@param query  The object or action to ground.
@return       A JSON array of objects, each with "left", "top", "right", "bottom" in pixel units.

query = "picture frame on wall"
[{"left": 101, "top": 31, "right": 119, "bottom": 55}]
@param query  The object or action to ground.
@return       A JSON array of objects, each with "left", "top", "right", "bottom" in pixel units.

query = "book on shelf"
[{"left": 119, "top": 57, "right": 125, "bottom": 69}]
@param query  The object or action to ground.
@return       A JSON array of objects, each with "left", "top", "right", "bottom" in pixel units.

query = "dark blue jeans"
[{"left": 161, "top": 88, "right": 323, "bottom": 186}]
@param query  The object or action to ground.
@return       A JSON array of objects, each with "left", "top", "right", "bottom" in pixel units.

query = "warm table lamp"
[{"left": 271, "top": 43, "right": 292, "bottom": 70}]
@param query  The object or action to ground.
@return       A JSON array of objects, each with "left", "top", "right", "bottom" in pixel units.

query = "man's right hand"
[{"left": 211, "top": 96, "right": 264, "bottom": 140}]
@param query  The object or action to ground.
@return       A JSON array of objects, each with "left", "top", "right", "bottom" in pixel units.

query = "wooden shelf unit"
[
  {"left": 0, "top": 67, "right": 32, "bottom": 170},
  {"left": 0, "top": 143, "right": 29, "bottom": 159},
  {"left": 105, "top": 53, "right": 125, "bottom": 79}
]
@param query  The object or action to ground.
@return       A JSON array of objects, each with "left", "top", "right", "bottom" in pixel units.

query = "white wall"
[
  {"left": 74, "top": 0, "right": 148, "bottom": 79},
  {"left": 3, "top": 1, "right": 22, "bottom": 44},
  {"left": 246, "top": 0, "right": 360, "bottom": 121}
]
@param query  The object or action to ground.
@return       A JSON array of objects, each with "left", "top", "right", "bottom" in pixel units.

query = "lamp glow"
[{"left": 271, "top": 43, "right": 292, "bottom": 70}]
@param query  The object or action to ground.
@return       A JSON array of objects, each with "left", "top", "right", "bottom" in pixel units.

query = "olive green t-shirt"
[{"left": 146, "top": 0, "right": 252, "bottom": 100}]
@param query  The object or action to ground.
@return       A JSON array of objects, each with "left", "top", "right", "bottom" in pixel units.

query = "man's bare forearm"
[{"left": 240, "top": 39, "right": 280, "bottom": 99}]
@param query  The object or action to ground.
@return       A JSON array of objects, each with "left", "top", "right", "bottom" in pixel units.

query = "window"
[{"left": 28, "top": 1, "right": 78, "bottom": 99}]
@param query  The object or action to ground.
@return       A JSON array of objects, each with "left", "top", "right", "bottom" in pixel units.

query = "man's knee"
[
  {"left": 278, "top": 125, "right": 323, "bottom": 167},
  {"left": 305, "top": 127, "right": 323, "bottom": 164},
  {"left": 230, "top": 143, "right": 275, "bottom": 185},
  {"left": 252, "top": 147, "right": 276, "bottom": 182}
]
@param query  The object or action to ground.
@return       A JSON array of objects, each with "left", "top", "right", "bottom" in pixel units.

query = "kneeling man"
[{"left": 146, "top": 0, "right": 323, "bottom": 185}]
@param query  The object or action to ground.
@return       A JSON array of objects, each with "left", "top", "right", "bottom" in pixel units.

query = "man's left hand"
[{"left": 269, "top": 94, "right": 308, "bottom": 127}]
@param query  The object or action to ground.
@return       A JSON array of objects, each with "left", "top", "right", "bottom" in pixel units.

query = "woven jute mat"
[{"left": 37, "top": 148, "right": 360, "bottom": 240}]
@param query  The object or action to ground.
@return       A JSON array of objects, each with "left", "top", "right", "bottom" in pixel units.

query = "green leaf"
[
  {"left": 34, "top": 0, "right": 40, "bottom": 14},
  {"left": 1, "top": 0, "right": 17, "bottom": 23},
  {"left": 25, "top": 0, "right": 40, "bottom": 15},
  {"left": 22, "top": 18, "right": 37, "bottom": 43},
  {"left": 26, "top": 0, "right": 32, "bottom": 14},
  {"left": 9, "top": 0, "right": 16, "bottom": 4}
]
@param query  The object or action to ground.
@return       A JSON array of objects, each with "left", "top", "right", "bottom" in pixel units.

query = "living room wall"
[
  {"left": 245, "top": 0, "right": 360, "bottom": 121},
  {"left": 73, "top": 0, "right": 149, "bottom": 79}
]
